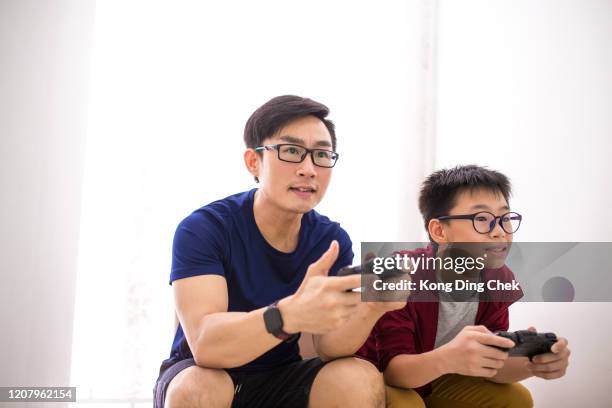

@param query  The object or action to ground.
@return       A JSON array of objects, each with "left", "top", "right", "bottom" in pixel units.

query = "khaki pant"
[{"left": 386, "top": 374, "right": 533, "bottom": 408}]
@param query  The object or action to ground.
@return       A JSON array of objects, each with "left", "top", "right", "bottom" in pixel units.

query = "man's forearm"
[
  {"left": 489, "top": 357, "right": 533, "bottom": 383},
  {"left": 191, "top": 308, "right": 282, "bottom": 369},
  {"left": 313, "top": 305, "right": 382, "bottom": 361}
]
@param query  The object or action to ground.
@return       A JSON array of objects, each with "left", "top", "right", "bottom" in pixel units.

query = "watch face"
[{"left": 264, "top": 305, "right": 284, "bottom": 335}]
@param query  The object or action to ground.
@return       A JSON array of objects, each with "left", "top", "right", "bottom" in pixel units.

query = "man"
[
  {"left": 357, "top": 165, "right": 571, "bottom": 407},
  {"left": 154, "top": 95, "right": 403, "bottom": 408}
]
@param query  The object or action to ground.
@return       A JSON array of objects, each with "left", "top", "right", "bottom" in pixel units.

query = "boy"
[{"left": 358, "top": 165, "right": 571, "bottom": 407}]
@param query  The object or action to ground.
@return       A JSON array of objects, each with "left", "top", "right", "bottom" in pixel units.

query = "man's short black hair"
[
  {"left": 244, "top": 95, "right": 336, "bottom": 151},
  {"left": 418, "top": 165, "right": 512, "bottom": 240}
]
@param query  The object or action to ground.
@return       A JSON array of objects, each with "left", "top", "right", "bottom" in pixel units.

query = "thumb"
[
  {"left": 364, "top": 252, "right": 377, "bottom": 262},
  {"left": 468, "top": 325, "right": 492, "bottom": 334},
  {"left": 527, "top": 326, "right": 537, "bottom": 332},
  {"left": 304, "top": 240, "right": 340, "bottom": 279}
]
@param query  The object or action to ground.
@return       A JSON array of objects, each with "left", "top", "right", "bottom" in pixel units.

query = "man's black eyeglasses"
[{"left": 254, "top": 144, "right": 339, "bottom": 168}]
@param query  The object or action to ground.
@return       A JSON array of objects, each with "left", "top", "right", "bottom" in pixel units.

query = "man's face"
[
  {"left": 252, "top": 115, "right": 334, "bottom": 214},
  {"left": 434, "top": 188, "right": 514, "bottom": 267}
]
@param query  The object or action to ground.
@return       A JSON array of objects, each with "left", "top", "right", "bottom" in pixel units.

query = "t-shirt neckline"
[{"left": 247, "top": 188, "right": 309, "bottom": 258}]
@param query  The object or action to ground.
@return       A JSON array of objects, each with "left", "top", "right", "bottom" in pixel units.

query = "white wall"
[
  {"left": 3, "top": 1, "right": 611, "bottom": 406},
  {"left": 0, "top": 0, "right": 95, "bottom": 402},
  {"left": 436, "top": 0, "right": 612, "bottom": 405}
]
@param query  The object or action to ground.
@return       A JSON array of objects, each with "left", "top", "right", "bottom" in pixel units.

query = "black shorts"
[{"left": 153, "top": 357, "right": 326, "bottom": 408}]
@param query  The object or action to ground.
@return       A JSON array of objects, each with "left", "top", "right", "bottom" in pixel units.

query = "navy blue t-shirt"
[{"left": 161, "top": 189, "right": 354, "bottom": 373}]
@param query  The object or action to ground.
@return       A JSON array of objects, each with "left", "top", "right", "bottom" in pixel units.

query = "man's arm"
[
  {"left": 176, "top": 240, "right": 363, "bottom": 369},
  {"left": 311, "top": 305, "right": 386, "bottom": 361},
  {"left": 174, "top": 274, "right": 282, "bottom": 369}
]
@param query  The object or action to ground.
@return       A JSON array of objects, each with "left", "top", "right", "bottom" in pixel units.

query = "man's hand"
[
  {"left": 363, "top": 300, "right": 407, "bottom": 314},
  {"left": 278, "top": 240, "right": 362, "bottom": 334},
  {"left": 525, "top": 326, "right": 570, "bottom": 380},
  {"left": 438, "top": 325, "right": 515, "bottom": 378}
]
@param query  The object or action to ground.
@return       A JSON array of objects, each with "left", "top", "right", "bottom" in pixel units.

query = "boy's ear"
[
  {"left": 244, "top": 149, "right": 260, "bottom": 180},
  {"left": 428, "top": 218, "right": 448, "bottom": 244}
]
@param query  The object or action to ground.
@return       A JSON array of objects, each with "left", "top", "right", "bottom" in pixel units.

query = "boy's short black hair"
[
  {"left": 419, "top": 165, "right": 512, "bottom": 241},
  {"left": 244, "top": 95, "right": 336, "bottom": 151}
]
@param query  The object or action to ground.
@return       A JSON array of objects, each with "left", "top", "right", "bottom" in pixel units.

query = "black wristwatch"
[{"left": 263, "top": 301, "right": 298, "bottom": 342}]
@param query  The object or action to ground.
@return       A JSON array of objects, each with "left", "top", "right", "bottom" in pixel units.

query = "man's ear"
[
  {"left": 244, "top": 149, "right": 260, "bottom": 181},
  {"left": 428, "top": 218, "right": 448, "bottom": 244}
]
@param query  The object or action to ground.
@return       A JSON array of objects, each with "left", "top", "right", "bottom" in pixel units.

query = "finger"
[
  {"left": 477, "top": 367, "right": 498, "bottom": 378},
  {"left": 364, "top": 252, "right": 377, "bottom": 262},
  {"left": 533, "top": 369, "right": 565, "bottom": 380},
  {"left": 481, "top": 356, "right": 506, "bottom": 370},
  {"left": 531, "top": 352, "right": 561, "bottom": 364},
  {"left": 466, "top": 325, "right": 492, "bottom": 334},
  {"left": 527, "top": 359, "right": 567, "bottom": 373},
  {"left": 327, "top": 274, "right": 361, "bottom": 291},
  {"left": 475, "top": 332, "right": 515, "bottom": 349},
  {"left": 306, "top": 240, "right": 340, "bottom": 278},
  {"left": 479, "top": 344, "right": 511, "bottom": 361},
  {"left": 551, "top": 337, "right": 568, "bottom": 354},
  {"left": 532, "top": 347, "right": 570, "bottom": 364},
  {"left": 335, "top": 291, "right": 361, "bottom": 306},
  {"left": 527, "top": 326, "right": 537, "bottom": 332}
]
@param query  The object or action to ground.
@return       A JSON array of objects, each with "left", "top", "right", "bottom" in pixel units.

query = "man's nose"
[{"left": 297, "top": 154, "right": 317, "bottom": 178}]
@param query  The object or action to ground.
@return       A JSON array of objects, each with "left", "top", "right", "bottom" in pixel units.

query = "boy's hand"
[
  {"left": 525, "top": 326, "right": 570, "bottom": 380},
  {"left": 439, "top": 325, "right": 515, "bottom": 378}
]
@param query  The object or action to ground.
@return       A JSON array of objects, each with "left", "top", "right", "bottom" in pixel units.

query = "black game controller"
[
  {"left": 337, "top": 259, "right": 405, "bottom": 279},
  {"left": 337, "top": 259, "right": 407, "bottom": 292},
  {"left": 495, "top": 330, "right": 558, "bottom": 359}
]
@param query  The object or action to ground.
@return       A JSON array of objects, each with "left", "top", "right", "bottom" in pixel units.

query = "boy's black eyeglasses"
[
  {"left": 437, "top": 211, "right": 522, "bottom": 234},
  {"left": 254, "top": 144, "right": 339, "bottom": 168}
]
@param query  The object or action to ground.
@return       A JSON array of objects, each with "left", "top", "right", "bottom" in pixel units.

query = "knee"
[
  {"left": 330, "top": 357, "right": 386, "bottom": 407},
  {"left": 503, "top": 382, "right": 534, "bottom": 408},
  {"left": 385, "top": 385, "right": 425, "bottom": 408},
  {"left": 165, "top": 366, "right": 233, "bottom": 408}
]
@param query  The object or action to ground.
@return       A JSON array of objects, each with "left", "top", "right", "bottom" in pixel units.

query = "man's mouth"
[
  {"left": 289, "top": 186, "right": 316, "bottom": 193},
  {"left": 289, "top": 186, "right": 317, "bottom": 198}
]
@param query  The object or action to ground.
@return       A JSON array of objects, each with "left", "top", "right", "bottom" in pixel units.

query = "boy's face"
[
  {"left": 248, "top": 115, "right": 334, "bottom": 214},
  {"left": 431, "top": 188, "right": 513, "bottom": 267}
]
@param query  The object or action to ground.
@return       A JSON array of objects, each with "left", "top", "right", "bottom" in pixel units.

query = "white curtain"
[{"left": 71, "top": 0, "right": 434, "bottom": 403}]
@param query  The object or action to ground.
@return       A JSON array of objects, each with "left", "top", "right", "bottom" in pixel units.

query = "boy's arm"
[{"left": 384, "top": 326, "right": 515, "bottom": 388}]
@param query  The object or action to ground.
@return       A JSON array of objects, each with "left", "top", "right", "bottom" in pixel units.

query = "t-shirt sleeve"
[
  {"left": 486, "top": 307, "right": 510, "bottom": 333},
  {"left": 170, "top": 211, "right": 227, "bottom": 284},
  {"left": 329, "top": 226, "right": 354, "bottom": 276},
  {"left": 374, "top": 307, "right": 418, "bottom": 372}
]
